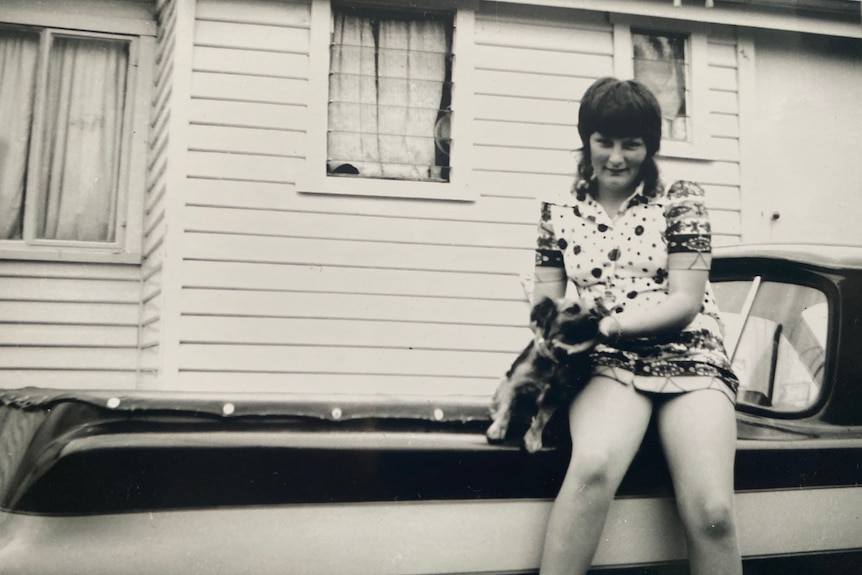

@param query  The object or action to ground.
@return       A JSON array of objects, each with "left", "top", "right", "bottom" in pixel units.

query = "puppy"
[{"left": 486, "top": 297, "right": 600, "bottom": 453}]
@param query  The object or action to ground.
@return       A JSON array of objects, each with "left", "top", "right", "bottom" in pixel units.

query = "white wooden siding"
[
  {"left": 0, "top": 263, "right": 140, "bottom": 389},
  {"left": 0, "top": 0, "right": 155, "bottom": 390},
  {"left": 1, "top": 0, "right": 853, "bottom": 394},
  {"left": 177, "top": 0, "right": 525, "bottom": 394},
  {"left": 0, "top": 0, "right": 156, "bottom": 35},
  {"left": 703, "top": 32, "right": 743, "bottom": 242},
  {"left": 168, "top": 0, "right": 746, "bottom": 394},
  {"left": 138, "top": 0, "right": 178, "bottom": 387}
]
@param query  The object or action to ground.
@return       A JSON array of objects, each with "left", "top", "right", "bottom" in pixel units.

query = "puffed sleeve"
[
  {"left": 664, "top": 181, "right": 712, "bottom": 270},
  {"left": 535, "top": 201, "right": 565, "bottom": 268}
]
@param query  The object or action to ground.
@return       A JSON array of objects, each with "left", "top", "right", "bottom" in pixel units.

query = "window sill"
[
  {"left": 0, "top": 245, "right": 142, "bottom": 265},
  {"left": 297, "top": 172, "right": 477, "bottom": 203}
]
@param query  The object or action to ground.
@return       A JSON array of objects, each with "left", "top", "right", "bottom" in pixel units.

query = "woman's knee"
[
  {"left": 564, "top": 450, "right": 620, "bottom": 494},
  {"left": 685, "top": 498, "right": 737, "bottom": 541}
]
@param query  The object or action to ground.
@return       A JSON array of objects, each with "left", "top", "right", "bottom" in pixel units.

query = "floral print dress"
[{"left": 536, "top": 178, "right": 739, "bottom": 403}]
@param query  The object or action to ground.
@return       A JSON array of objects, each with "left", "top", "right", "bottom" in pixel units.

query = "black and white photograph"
[{"left": 0, "top": 0, "right": 860, "bottom": 573}]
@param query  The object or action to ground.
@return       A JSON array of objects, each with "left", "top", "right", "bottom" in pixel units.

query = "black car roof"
[{"left": 714, "top": 243, "right": 862, "bottom": 271}]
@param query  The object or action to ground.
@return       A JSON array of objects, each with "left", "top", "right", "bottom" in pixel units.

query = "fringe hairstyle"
[{"left": 576, "top": 77, "right": 664, "bottom": 198}]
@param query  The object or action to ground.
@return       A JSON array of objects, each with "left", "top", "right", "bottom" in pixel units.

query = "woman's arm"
[
  {"left": 531, "top": 265, "right": 567, "bottom": 304},
  {"left": 533, "top": 199, "right": 567, "bottom": 304},
  {"left": 599, "top": 264, "right": 708, "bottom": 342},
  {"left": 600, "top": 179, "right": 713, "bottom": 343}
]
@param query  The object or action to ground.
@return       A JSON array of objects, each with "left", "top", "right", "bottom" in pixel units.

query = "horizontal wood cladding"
[
  {"left": 196, "top": 0, "right": 310, "bottom": 28},
  {"left": 190, "top": 73, "right": 308, "bottom": 106},
  {"left": 183, "top": 261, "right": 527, "bottom": 301},
  {"left": 1, "top": 302, "right": 140, "bottom": 326},
  {"left": 181, "top": 317, "right": 530, "bottom": 352},
  {"left": 170, "top": 0, "right": 744, "bottom": 392},
  {"left": 0, "top": 0, "right": 157, "bottom": 35},
  {"left": 184, "top": 206, "right": 536, "bottom": 249},
  {"left": 3, "top": 277, "right": 141, "bottom": 304},
  {"left": 195, "top": 20, "right": 309, "bottom": 52},
  {"left": 0, "top": 263, "right": 141, "bottom": 389},
  {"left": 2, "top": 371, "right": 139, "bottom": 390},
  {"left": 192, "top": 47, "right": 309, "bottom": 78},
  {"left": 0, "top": 325, "right": 138, "bottom": 348},
  {"left": 179, "top": 344, "right": 515, "bottom": 379},
  {"left": 186, "top": 152, "right": 303, "bottom": 183},
  {"left": 183, "top": 289, "right": 530, "bottom": 326},
  {"left": 189, "top": 99, "right": 307, "bottom": 131},
  {"left": 0, "top": 0, "right": 156, "bottom": 22},
  {"left": 1, "top": 348, "right": 139, "bottom": 370},
  {"left": 184, "top": 233, "right": 529, "bottom": 275},
  {"left": 187, "top": 125, "right": 304, "bottom": 157},
  {"left": 175, "top": 372, "right": 498, "bottom": 396}
]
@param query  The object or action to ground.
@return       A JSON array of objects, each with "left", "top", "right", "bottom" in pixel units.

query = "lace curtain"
[{"left": 328, "top": 10, "right": 449, "bottom": 180}]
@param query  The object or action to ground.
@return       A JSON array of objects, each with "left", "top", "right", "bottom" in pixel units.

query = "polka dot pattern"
[{"left": 533, "top": 179, "right": 737, "bottom": 399}]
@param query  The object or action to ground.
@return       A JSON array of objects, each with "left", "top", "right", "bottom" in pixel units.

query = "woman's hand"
[{"left": 598, "top": 315, "right": 624, "bottom": 346}]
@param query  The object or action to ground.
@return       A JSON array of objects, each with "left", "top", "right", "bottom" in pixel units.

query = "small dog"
[{"left": 486, "top": 297, "right": 600, "bottom": 453}]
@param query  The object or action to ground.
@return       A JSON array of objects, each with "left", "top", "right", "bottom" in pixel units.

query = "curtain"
[
  {"left": 328, "top": 11, "right": 447, "bottom": 180},
  {"left": 633, "top": 33, "right": 687, "bottom": 141},
  {"left": 0, "top": 31, "right": 39, "bottom": 240},
  {"left": 37, "top": 36, "right": 128, "bottom": 242}
]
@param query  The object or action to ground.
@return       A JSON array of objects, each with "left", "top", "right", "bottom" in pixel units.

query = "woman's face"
[{"left": 588, "top": 132, "right": 648, "bottom": 195}]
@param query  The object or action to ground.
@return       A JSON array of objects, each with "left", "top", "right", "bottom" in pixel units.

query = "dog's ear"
[{"left": 530, "top": 296, "right": 557, "bottom": 328}]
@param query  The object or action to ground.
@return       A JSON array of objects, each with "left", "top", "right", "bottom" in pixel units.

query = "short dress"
[{"left": 535, "top": 178, "right": 739, "bottom": 404}]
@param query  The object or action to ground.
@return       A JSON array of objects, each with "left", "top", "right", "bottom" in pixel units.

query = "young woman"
[{"left": 533, "top": 77, "right": 742, "bottom": 575}]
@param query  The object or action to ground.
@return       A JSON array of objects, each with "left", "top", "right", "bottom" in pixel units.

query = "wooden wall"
[
  {"left": 0, "top": 262, "right": 142, "bottom": 389},
  {"left": 743, "top": 29, "right": 862, "bottom": 245},
  {"left": 165, "top": 0, "right": 743, "bottom": 395},
  {"left": 138, "top": 0, "right": 178, "bottom": 387},
  {"left": 0, "top": 0, "right": 748, "bottom": 393},
  {"left": 0, "top": 0, "right": 157, "bottom": 390}
]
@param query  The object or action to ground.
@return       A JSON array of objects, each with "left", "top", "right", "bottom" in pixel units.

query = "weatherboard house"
[{"left": 1, "top": 0, "right": 860, "bottom": 393}]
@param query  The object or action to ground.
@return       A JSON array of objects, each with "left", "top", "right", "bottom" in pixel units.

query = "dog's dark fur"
[{"left": 486, "top": 297, "right": 600, "bottom": 453}]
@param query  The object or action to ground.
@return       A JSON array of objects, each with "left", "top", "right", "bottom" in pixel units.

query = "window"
[
  {"left": 611, "top": 21, "right": 709, "bottom": 158},
  {"left": 327, "top": 7, "right": 452, "bottom": 182},
  {"left": 632, "top": 30, "right": 688, "bottom": 142},
  {"left": 301, "top": 0, "right": 475, "bottom": 201},
  {"left": 0, "top": 24, "right": 148, "bottom": 263},
  {"left": 713, "top": 279, "right": 829, "bottom": 413}
]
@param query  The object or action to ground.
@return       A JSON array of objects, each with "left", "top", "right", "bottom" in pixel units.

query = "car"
[{"left": 0, "top": 244, "right": 860, "bottom": 575}]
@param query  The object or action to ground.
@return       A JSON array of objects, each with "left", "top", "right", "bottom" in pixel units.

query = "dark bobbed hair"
[{"left": 576, "top": 77, "right": 664, "bottom": 197}]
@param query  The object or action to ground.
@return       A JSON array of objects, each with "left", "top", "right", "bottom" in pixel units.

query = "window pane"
[
  {"left": 0, "top": 29, "right": 40, "bottom": 240},
  {"left": 36, "top": 36, "right": 129, "bottom": 242},
  {"left": 632, "top": 31, "right": 688, "bottom": 141},
  {"left": 327, "top": 8, "right": 452, "bottom": 182},
  {"left": 713, "top": 280, "right": 828, "bottom": 412}
]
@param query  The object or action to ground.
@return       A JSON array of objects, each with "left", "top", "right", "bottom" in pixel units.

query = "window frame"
[
  {"left": 0, "top": 16, "right": 153, "bottom": 264},
  {"left": 299, "top": 0, "right": 477, "bottom": 202},
  {"left": 611, "top": 18, "right": 712, "bottom": 160},
  {"left": 711, "top": 271, "right": 838, "bottom": 419}
]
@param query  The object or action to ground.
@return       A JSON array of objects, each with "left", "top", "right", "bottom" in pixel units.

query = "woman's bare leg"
[
  {"left": 539, "top": 377, "right": 653, "bottom": 575},
  {"left": 658, "top": 390, "right": 742, "bottom": 575}
]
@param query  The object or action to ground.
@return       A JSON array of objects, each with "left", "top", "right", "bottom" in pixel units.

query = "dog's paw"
[
  {"left": 486, "top": 420, "right": 507, "bottom": 443},
  {"left": 523, "top": 431, "right": 544, "bottom": 453}
]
